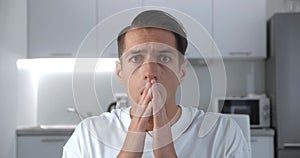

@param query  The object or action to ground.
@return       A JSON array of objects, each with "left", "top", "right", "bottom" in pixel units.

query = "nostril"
[{"left": 144, "top": 74, "right": 158, "bottom": 81}]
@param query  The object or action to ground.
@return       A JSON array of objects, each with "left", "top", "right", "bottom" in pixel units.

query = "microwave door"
[{"left": 231, "top": 105, "right": 251, "bottom": 114}]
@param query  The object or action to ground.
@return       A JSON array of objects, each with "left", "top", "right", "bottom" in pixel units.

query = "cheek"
[
  {"left": 160, "top": 68, "right": 181, "bottom": 91},
  {"left": 124, "top": 67, "right": 141, "bottom": 103},
  {"left": 162, "top": 65, "right": 181, "bottom": 81}
]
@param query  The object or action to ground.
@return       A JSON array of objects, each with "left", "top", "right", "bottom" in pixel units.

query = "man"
[{"left": 62, "top": 10, "right": 250, "bottom": 158}]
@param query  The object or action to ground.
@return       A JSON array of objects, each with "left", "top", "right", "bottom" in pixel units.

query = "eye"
[
  {"left": 160, "top": 56, "right": 171, "bottom": 63},
  {"left": 129, "top": 55, "right": 142, "bottom": 63}
]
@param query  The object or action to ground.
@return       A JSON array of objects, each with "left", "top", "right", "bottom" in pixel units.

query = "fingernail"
[
  {"left": 151, "top": 79, "right": 156, "bottom": 84},
  {"left": 147, "top": 88, "right": 152, "bottom": 96}
]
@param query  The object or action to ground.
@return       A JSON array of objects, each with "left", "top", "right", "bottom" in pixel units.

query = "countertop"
[
  {"left": 250, "top": 128, "right": 275, "bottom": 136},
  {"left": 17, "top": 125, "right": 275, "bottom": 137},
  {"left": 16, "top": 125, "right": 76, "bottom": 136}
]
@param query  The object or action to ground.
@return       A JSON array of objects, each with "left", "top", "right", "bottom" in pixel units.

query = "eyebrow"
[
  {"left": 122, "top": 48, "right": 145, "bottom": 59},
  {"left": 157, "top": 48, "right": 177, "bottom": 54},
  {"left": 125, "top": 47, "right": 176, "bottom": 56},
  {"left": 127, "top": 49, "right": 143, "bottom": 54}
]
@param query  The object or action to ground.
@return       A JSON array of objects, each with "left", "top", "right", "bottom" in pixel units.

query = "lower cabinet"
[
  {"left": 17, "top": 135, "right": 71, "bottom": 158},
  {"left": 17, "top": 129, "right": 274, "bottom": 158},
  {"left": 278, "top": 149, "right": 300, "bottom": 158},
  {"left": 251, "top": 135, "right": 274, "bottom": 158}
]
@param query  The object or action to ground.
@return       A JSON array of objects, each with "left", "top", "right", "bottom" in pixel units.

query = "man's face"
[{"left": 116, "top": 28, "right": 186, "bottom": 106}]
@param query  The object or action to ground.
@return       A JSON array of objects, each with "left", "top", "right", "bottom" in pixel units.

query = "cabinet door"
[
  {"left": 97, "top": 0, "right": 141, "bottom": 21},
  {"left": 96, "top": 0, "right": 141, "bottom": 58},
  {"left": 143, "top": 0, "right": 213, "bottom": 59},
  {"left": 278, "top": 149, "right": 300, "bottom": 158},
  {"left": 143, "top": 0, "right": 212, "bottom": 34},
  {"left": 251, "top": 136, "right": 274, "bottom": 158},
  {"left": 28, "top": 0, "right": 97, "bottom": 58},
  {"left": 17, "top": 135, "right": 70, "bottom": 158},
  {"left": 213, "top": 0, "right": 266, "bottom": 59}
]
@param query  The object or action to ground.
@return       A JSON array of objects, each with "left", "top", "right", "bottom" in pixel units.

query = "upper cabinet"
[
  {"left": 213, "top": 0, "right": 266, "bottom": 59},
  {"left": 28, "top": 0, "right": 97, "bottom": 58},
  {"left": 143, "top": 0, "right": 213, "bottom": 59},
  {"left": 97, "top": 0, "right": 141, "bottom": 20},
  {"left": 143, "top": 0, "right": 212, "bottom": 34},
  {"left": 28, "top": 0, "right": 266, "bottom": 59},
  {"left": 96, "top": 0, "right": 141, "bottom": 58}
]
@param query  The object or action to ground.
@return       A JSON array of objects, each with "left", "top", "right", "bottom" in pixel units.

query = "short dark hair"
[{"left": 117, "top": 10, "right": 188, "bottom": 59}]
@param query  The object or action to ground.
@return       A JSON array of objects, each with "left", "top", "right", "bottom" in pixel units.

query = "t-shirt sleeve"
[
  {"left": 61, "top": 123, "right": 84, "bottom": 158},
  {"left": 62, "top": 146, "right": 80, "bottom": 158},
  {"left": 225, "top": 117, "right": 251, "bottom": 158}
]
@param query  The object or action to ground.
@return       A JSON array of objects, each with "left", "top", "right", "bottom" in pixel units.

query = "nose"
[
  {"left": 144, "top": 72, "right": 157, "bottom": 81},
  {"left": 141, "top": 62, "right": 158, "bottom": 81}
]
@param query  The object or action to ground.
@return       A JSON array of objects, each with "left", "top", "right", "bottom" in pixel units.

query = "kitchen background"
[{"left": 0, "top": 0, "right": 297, "bottom": 158}]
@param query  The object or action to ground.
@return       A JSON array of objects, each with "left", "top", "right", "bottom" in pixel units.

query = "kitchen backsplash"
[{"left": 17, "top": 59, "right": 265, "bottom": 125}]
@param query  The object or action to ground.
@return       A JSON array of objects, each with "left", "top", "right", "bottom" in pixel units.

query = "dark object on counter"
[{"left": 107, "top": 102, "right": 117, "bottom": 112}]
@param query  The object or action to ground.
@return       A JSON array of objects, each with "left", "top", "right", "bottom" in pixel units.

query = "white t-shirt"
[{"left": 62, "top": 105, "right": 250, "bottom": 158}]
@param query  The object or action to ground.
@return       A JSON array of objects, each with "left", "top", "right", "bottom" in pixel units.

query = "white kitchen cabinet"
[
  {"left": 143, "top": 0, "right": 212, "bottom": 34},
  {"left": 28, "top": 0, "right": 266, "bottom": 59},
  {"left": 96, "top": 0, "right": 212, "bottom": 59},
  {"left": 97, "top": 0, "right": 141, "bottom": 21},
  {"left": 251, "top": 135, "right": 274, "bottom": 158},
  {"left": 28, "top": 0, "right": 97, "bottom": 58},
  {"left": 213, "top": 0, "right": 266, "bottom": 59},
  {"left": 143, "top": 0, "right": 213, "bottom": 59},
  {"left": 17, "top": 135, "right": 70, "bottom": 158},
  {"left": 96, "top": 0, "right": 141, "bottom": 58}
]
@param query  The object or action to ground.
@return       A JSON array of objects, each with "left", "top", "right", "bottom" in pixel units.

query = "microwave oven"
[{"left": 217, "top": 97, "right": 270, "bottom": 128}]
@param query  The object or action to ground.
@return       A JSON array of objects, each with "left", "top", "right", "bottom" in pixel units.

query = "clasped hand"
[{"left": 118, "top": 79, "right": 178, "bottom": 158}]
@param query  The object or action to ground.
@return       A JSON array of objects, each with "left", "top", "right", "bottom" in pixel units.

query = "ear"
[
  {"left": 115, "top": 60, "right": 124, "bottom": 84},
  {"left": 179, "top": 59, "right": 187, "bottom": 83}
]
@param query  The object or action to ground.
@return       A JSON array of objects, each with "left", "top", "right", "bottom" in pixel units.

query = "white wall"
[
  {"left": 267, "top": 0, "right": 286, "bottom": 19},
  {"left": 0, "top": 0, "right": 27, "bottom": 158},
  {"left": 178, "top": 60, "right": 265, "bottom": 111}
]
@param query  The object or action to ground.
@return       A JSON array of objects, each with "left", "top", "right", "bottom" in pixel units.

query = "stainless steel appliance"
[
  {"left": 217, "top": 96, "right": 270, "bottom": 128},
  {"left": 267, "top": 13, "right": 300, "bottom": 158}
]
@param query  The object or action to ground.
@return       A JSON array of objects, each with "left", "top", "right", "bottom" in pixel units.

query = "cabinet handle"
[
  {"left": 50, "top": 53, "right": 73, "bottom": 57},
  {"left": 41, "top": 138, "right": 66, "bottom": 142},
  {"left": 284, "top": 143, "right": 300, "bottom": 148},
  {"left": 229, "top": 52, "right": 252, "bottom": 56}
]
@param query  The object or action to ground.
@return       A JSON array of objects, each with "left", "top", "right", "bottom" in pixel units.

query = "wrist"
[{"left": 117, "top": 150, "right": 143, "bottom": 158}]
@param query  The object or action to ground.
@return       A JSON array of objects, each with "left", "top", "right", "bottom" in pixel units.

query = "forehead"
[{"left": 123, "top": 28, "right": 177, "bottom": 53}]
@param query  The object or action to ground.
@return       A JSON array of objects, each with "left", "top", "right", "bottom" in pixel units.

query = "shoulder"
[
  {"left": 195, "top": 112, "right": 250, "bottom": 157},
  {"left": 80, "top": 107, "right": 130, "bottom": 128},
  {"left": 195, "top": 112, "right": 247, "bottom": 140},
  {"left": 213, "top": 113, "right": 251, "bottom": 157},
  {"left": 64, "top": 109, "right": 125, "bottom": 142},
  {"left": 63, "top": 108, "right": 130, "bottom": 157},
  {"left": 177, "top": 105, "right": 244, "bottom": 135}
]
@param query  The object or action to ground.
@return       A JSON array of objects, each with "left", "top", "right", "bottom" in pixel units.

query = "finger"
[
  {"left": 131, "top": 82, "right": 152, "bottom": 117},
  {"left": 151, "top": 81, "right": 165, "bottom": 114},
  {"left": 138, "top": 81, "right": 152, "bottom": 104},
  {"left": 143, "top": 100, "right": 153, "bottom": 118},
  {"left": 138, "top": 88, "right": 154, "bottom": 118}
]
